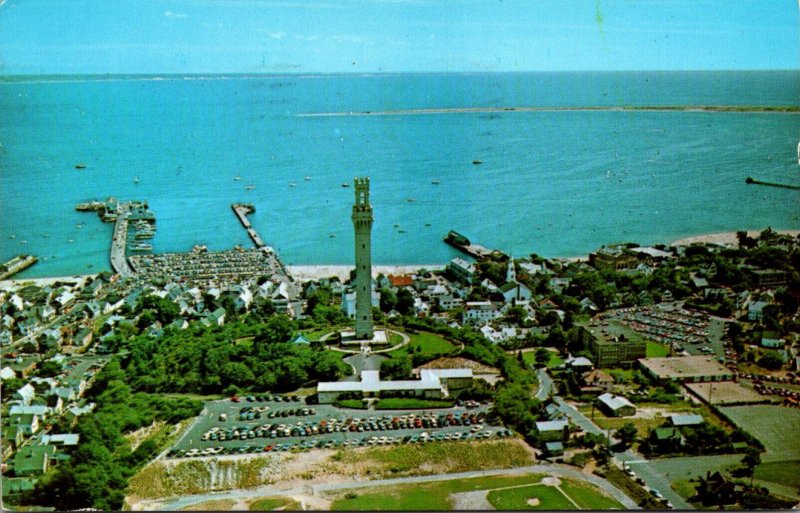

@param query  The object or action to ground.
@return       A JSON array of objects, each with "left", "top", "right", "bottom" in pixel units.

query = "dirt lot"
[{"left": 685, "top": 381, "right": 767, "bottom": 405}]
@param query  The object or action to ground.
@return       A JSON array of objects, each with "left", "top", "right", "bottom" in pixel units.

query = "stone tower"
[{"left": 352, "top": 177, "right": 374, "bottom": 339}]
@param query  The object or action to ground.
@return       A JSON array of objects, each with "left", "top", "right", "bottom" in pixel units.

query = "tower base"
[{"left": 339, "top": 329, "right": 389, "bottom": 346}]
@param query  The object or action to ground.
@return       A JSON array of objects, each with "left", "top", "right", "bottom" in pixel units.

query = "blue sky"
[{"left": 0, "top": 0, "right": 797, "bottom": 74}]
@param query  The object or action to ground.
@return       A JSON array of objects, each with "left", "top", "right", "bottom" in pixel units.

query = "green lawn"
[
  {"left": 646, "top": 341, "right": 670, "bottom": 358},
  {"left": 559, "top": 478, "right": 626, "bottom": 509},
  {"left": 374, "top": 398, "right": 454, "bottom": 409},
  {"left": 330, "top": 474, "right": 543, "bottom": 510},
  {"left": 521, "top": 350, "right": 564, "bottom": 369},
  {"left": 391, "top": 332, "right": 456, "bottom": 358},
  {"left": 248, "top": 497, "right": 300, "bottom": 511},
  {"left": 335, "top": 399, "right": 367, "bottom": 409},
  {"left": 487, "top": 484, "right": 575, "bottom": 510},
  {"left": 719, "top": 405, "right": 800, "bottom": 459},
  {"left": 754, "top": 461, "right": 800, "bottom": 488}
]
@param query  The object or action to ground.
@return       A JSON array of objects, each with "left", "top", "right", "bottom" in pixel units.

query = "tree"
[
  {"left": 616, "top": 422, "right": 638, "bottom": 449},
  {"left": 380, "top": 353, "right": 412, "bottom": 380},
  {"left": 741, "top": 447, "right": 762, "bottom": 486},
  {"left": 534, "top": 348, "right": 550, "bottom": 367},
  {"left": 396, "top": 289, "right": 415, "bottom": 316},
  {"left": 757, "top": 352, "right": 784, "bottom": 371}
]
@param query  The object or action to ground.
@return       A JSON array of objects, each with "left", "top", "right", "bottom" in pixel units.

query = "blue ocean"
[{"left": 1, "top": 71, "right": 798, "bottom": 278}]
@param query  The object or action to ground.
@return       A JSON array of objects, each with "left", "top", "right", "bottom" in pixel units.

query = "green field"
[
  {"left": 719, "top": 405, "right": 800, "bottom": 459},
  {"left": 248, "top": 497, "right": 301, "bottom": 511},
  {"left": 522, "top": 350, "right": 564, "bottom": 369},
  {"left": 754, "top": 460, "right": 800, "bottom": 488},
  {"left": 646, "top": 341, "right": 670, "bottom": 358},
  {"left": 392, "top": 332, "right": 456, "bottom": 358},
  {"left": 486, "top": 484, "right": 574, "bottom": 510},
  {"left": 374, "top": 398, "right": 454, "bottom": 409},
  {"left": 330, "top": 474, "right": 624, "bottom": 511}
]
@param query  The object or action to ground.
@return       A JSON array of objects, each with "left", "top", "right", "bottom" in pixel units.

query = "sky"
[{"left": 0, "top": 0, "right": 797, "bottom": 74}]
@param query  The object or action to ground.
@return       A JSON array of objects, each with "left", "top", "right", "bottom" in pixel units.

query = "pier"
[
  {"left": 231, "top": 203, "right": 268, "bottom": 249},
  {"left": 443, "top": 230, "right": 505, "bottom": 260},
  {"left": 0, "top": 255, "right": 38, "bottom": 280},
  {"left": 110, "top": 202, "right": 135, "bottom": 277},
  {"left": 745, "top": 177, "right": 800, "bottom": 191}
]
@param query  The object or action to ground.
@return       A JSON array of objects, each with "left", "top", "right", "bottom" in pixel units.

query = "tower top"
[{"left": 353, "top": 176, "right": 371, "bottom": 209}]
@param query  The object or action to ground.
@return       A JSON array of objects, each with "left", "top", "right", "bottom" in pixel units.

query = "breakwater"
[{"left": 0, "top": 255, "right": 38, "bottom": 280}]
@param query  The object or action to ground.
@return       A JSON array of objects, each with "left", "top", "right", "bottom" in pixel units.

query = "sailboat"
[{"left": 796, "top": 139, "right": 799, "bottom": 166}]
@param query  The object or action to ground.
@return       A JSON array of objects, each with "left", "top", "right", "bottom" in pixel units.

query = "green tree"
[
  {"left": 757, "top": 352, "right": 784, "bottom": 371},
  {"left": 741, "top": 447, "right": 762, "bottom": 486},
  {"left": 616, "top": 422, "right": 638, "bottom": 449},
  {"left": 380, "top": 353, "right": 412, "bottom": 380},
  {"left": 396, "top": 289, "right": 415, "bottom": 316},
  {"left": 534, "top": 348, "right": 550, "bottom": 367}
]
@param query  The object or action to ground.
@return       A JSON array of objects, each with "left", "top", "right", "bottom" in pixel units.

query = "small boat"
[
  {"left": 75, "top": 163, "right": 87, "bottom": 169},
  {"left": 393, "top": 224, "right": 400, "bottom": 228},
  {"left": 134, "top": 176, "right": 140, "bottom": 184},
  {"left": 341, "top": 183, "right": 350, "bottom": 188},
  {"left": 234, "top": 175, "right": 242, "bottom": 181},
  {"left": 245, "top": 185, "right": 256, "bottom": 190},
  {"left": 289, "top": 182, "right": 296, "bottom": 187},
  {"left": 329, "top": 233, "right": 336, "bottom": 238},
  {"left": 797, "top": 140, "right": 799, "bottom": 165},
  {"left": 425, "top": 223, "right": 431, "bottom": 227},
  {"left": 431, "top": 179, "right": 440, "bottom": 185},
  {"left": 304, "top": 176, "right": 312, "bottom": 181},
  {"left": 131, "top": 242, "right": 153, "bottom": 252},
  {"left": 398, "top": 230, "right": 407, "bottom": 234},
  {"left": 8, "top": 235, "right": 15, "bottom": 239},
  {"left": 407, "top": 198, "right": 416, "bottom": 202},
  {"left": 472, "top": 160, "right": 483, "bottom": 165}
]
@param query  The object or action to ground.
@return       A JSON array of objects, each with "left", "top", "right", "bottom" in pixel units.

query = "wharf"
[
  {"left": 110, "top": 202, "right": 135, "bottom": 277},
  {"left": 0, "top": 255, "right": 38, "bottom": 280},
  {"left": 231, "top": 203, "right": 292, "bottom": 280},
  {"left": 745, "top": 177, "right": 800, "bottom": 191},
  {"left": 443, "top": 230, "right": 504, "bottom": 260}
]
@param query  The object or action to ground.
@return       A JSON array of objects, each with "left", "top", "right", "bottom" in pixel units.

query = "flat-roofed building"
[
  {"left": 535, "top": 419, "right": 569, "bottom": 442},
  {"left": 579, "top": 325, "right": 646, "bottom": 367},
  {"left": 317, "top": 368, "right": 472, "bottom": 404},
  {"left": 638, "top": 356, "right": 734, "bottom": 384}
]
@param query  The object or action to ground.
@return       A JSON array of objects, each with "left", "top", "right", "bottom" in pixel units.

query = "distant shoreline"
[{"left": 2, "top": 230, "right": 796, "bottom": 285}]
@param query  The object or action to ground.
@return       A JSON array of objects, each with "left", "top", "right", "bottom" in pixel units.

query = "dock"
[
  {"left": 745, "top": 177, "right": 800, "bottom": 191},
  {"left": 0, "top": 255, "right": 38, "bottom": 280},
  {"left": 110, "top": 202, "right": 135, "bottom": 277},
  {"left": 231, "top": 203, "right": 292, "bottom": 280},
  {"left": 443, "top": 230, "right": 504, "bottom": 260}
]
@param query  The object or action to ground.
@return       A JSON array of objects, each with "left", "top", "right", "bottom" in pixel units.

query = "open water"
[{"left": 1, "top": 71, "right": 798, "bottom": 278}]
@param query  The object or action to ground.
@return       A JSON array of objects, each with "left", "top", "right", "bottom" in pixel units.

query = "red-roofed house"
[{"left": 388, "top": 275, "right": 414, "bottom": 288}]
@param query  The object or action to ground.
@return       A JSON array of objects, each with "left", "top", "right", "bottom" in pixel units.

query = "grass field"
[
  {"left": 374, "top": 398, "right": 454, "bottom": 409},
  {"left": 646, "top": 341, "right": 670, "bottom": 358},
  {"left": 391, "top": 332, "right": 456, "bottom": 358},
  {"left": 522, "top": 351, "right": 564, "bottom": 369},
  {"left": 754, "top": 460, "right": 800, "bottom": 488},
  {"left": 486, "top": 484, "right": 575, "bottom": 510},
  {"left": 330, "top": 474, "right": 624, "bottom": 511},
  {"left": 248, "top": 497, "right": 301, "bottom": 510},
  {"left": 719, "top": 405, "right": 800, "bottom": 459},
  {"left": 179, "top": 499, "right": 237, "bottom": 510}
]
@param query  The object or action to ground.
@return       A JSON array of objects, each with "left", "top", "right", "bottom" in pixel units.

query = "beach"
[
  {"left": 286, "top": 265, "right": 445, "bottom": 282},
  {"left": 669, "top": 230, "right": 799, "bottom": 247}
]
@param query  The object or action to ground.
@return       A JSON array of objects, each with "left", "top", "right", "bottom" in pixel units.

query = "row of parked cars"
[
  {"left": 234, "top": 406, "right": 317, "bottom": 421},
  {"left": 203, "top": 411, "right": 489, "bottom": 442},
  {"left": 170, "top": 428, "right": 515, "bottom": 459},
  {"left": 231, "top": 394, "right": 302, "bottom": 403}
]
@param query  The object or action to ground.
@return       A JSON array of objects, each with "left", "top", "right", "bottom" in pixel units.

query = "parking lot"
[{"left": 167, "top": 395, "right": 509, "bottom": 459}]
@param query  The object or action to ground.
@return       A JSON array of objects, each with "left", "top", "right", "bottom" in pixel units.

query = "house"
[
  {"left": 11, "top": 413, "right": 40, "bottom": 436},
  {"left": 696, "top": 471, "right": 737, "bottom": 505},
  {"left": 544, "top": 441, "right": 565, "bottom": 457},
  {"left": 341, "top": 289, "right": 380, "bottom": 318},
  {"left": 54, "top": 290, "right": 76, "bottom": 311},
  {"left": 388, "top": 274, "right": 414, "bottom": 288},
  {"left": 596, "top": 393, "right": 636, "bottom": 417},
  {"left": 14, "top": 383, "right": 36, "bottom": 405},
  {"left": 748, "top": 301, "right": 769, "bottom": 321},
  {"left": 446, "top": 258, "right": 476, "bottom": 283},
  {"left": 0, "top": 366, "right": 17, "bottom": 380},
  {"left": 589, "top": 244, "right": 639, "bottom": 271},
  {"left": 201, "top": 307, "right": 226, "bottom": 327},
  {"left": 12, "top": 445, "right": 56, "bottom": 477},
  {"left": 8, "top": 356, "right": 38, "bottom": 378},
  {"left": 761, "top": 335, "right": 784, "bottom": 349},
  {"left": 535, "top": 419, "right": 569, "bottom": 442},
  {"left": 72, "top": 327, "right": 93, "bottom": 348},
  {"left": 583, "top": 369, "right": 614, "bottom": 389},
  {"left": 463, "top": 301, "right": 501, "bottom": 326},
  {"left": 9, "top": 404, "right": 49, "bottom": 418},
  {"left": 649, "top": 427, "right": 685, "bottom": 452},
  {"left": 499, "top": 281, "right": 532, "bottom": 304},
  {"left": 39, "top": 433, "right": 80, "bottom": 447},
  {"left": 668, "top": 413, "right": 704, "bottom": 427},
  {"left": 290, "top": 333, "right": 311, "bottom": 345},
  {"left": 2, "top": 477, "right": 36, "bottom": 500},
  {"left": 566, "top": 356, "right": 594, "bottom": 372}
]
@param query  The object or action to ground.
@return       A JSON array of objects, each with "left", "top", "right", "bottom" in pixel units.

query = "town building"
[
  {"left": 579, "top": 326, "right": 646, "bottom": 367},
  {"left": 316, "top": 368, "right": 473, "bottom": 404},
  {"left": 534, "top": 419, "right": 569, "bottom": 442},
  {"left": 638, "top": 356, "right": 735, "bottom": 384}
]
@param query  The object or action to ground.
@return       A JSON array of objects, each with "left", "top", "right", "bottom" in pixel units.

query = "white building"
[
  {"left": 463, "top": 301, "right": 501, "bottom": 325},
  {"left": 317, "top": 368, "right": 473, "bottom": 404}
]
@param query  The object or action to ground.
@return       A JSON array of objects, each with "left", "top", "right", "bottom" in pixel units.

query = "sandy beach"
[{"left": 669, "top": 230, "right": 799, "bottom": 247}]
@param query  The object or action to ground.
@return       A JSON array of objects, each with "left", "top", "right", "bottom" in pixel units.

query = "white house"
[{"left": 463, "top": 301, "right": 501, "bottom": 326}]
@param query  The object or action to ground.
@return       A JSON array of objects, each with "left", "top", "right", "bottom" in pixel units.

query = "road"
[
  {"left": 133, "top": 462, "right": 641, "bottom": 511},
  {"left": 535, "top": 367, "right": 554, "bottom": 401},
  {"left": 553, "top": 397, "right": 692, "bottom": 510}
]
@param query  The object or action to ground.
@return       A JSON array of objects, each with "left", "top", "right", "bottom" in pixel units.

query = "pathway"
[{"left": 132, "top": 462, "right": 640, "bottom": 511}]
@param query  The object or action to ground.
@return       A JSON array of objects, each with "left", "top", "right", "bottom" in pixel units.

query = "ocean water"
[{"left": 1, "top": 71, "right": 798, "bottom": 278}]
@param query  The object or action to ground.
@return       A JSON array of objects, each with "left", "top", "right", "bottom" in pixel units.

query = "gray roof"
[
  {"left": 597, "top": 393, "right": 635, "bottom": 411},
  {"left": 535, "top": 419, "right": 569, "bottom": 432},
  {"left": 670, "top": 414, "right": 704, "bottom": 426}
]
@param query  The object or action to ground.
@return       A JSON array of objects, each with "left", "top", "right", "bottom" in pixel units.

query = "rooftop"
[
  {"left": 597, "top": 393, "right": 635, "bottom": 410},
  {"left": 638, "top": 356, "right": 732, "bottom": 379}
]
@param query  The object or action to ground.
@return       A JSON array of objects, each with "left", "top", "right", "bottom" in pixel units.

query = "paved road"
[
  {"left": 553, "top": 397, "right": 692, "bottom": 510},
  {"left": 134, "top": 462, "right": 641, "bottom": 511}
]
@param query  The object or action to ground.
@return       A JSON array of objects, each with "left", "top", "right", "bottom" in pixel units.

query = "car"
[{"left": 650, "top": 489, "right": 663, "bottom": 499}]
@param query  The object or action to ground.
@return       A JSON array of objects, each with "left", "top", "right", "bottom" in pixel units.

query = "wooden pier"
[
  {"left": 443, "top": 230, "right": 504, "bottom": 260},
  {"left": 110, "top": 202, "right": 135, "bottom": 277},
  {"left": 231, "top": 203, "right": 292, "bottom": 280}
]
